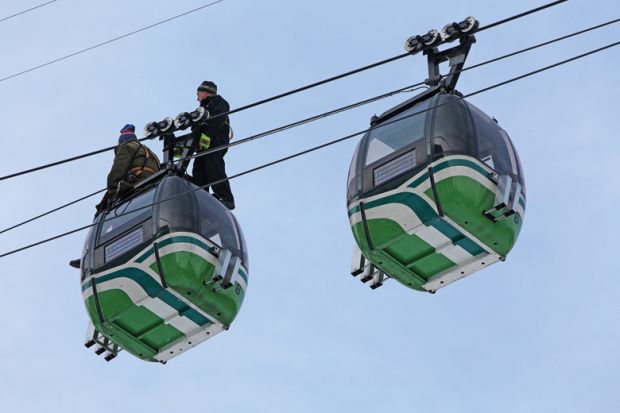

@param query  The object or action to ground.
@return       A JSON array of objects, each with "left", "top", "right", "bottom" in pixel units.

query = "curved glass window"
[
  {"left": 432, "top": 95, "right": 474, "bottom": 156},
  {"left": 81, "top": 222, "right": 97, "bottom": 280},
  {"left": 364, "top": 99, "right": 431, "bottom": 166},
  {"left": 157, "top": 177, "right": 197, "bottom": 233},
  {"left": 230, "top": 214, "right": 249, "bottom": 269},
  {"left": 194, "top": 188, "right": 247, "bottom": 268},
  {"left": 98, "top": 187, "right": 156, "bottom": 246},
  {"left": 347, "top": 139, "right": 363, "bottom": 200},
  {"left": 467, "top": 102, "right": 524, "bottom": 189},
  {"left": 498, "top": 128, "right": 526, "bottom": 194}
]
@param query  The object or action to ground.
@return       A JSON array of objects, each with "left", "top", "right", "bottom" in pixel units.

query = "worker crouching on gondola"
[{"left": 95, "top": 124, "right": 161, "bottom": 214}]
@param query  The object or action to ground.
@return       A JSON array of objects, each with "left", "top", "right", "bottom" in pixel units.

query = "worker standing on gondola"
[
  {"left": 95, "top": 124, "right": 161, "bottom": 214},
  {"left": 192, "top": 80, "right": 235, "bottom": 210}
]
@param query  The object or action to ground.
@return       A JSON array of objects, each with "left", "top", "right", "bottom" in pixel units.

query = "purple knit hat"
[{"left": 118, "top": 124, "right": 137, "bottom": 143}]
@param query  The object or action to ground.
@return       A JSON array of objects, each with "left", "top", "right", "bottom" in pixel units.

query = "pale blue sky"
[{"left": 0, "top": 1, "right": 619, "bottom": 412}]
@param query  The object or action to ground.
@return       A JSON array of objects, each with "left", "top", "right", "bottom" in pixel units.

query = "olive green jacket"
[{"left": 107, "top": 141, "right": 160, "bottom": 195}]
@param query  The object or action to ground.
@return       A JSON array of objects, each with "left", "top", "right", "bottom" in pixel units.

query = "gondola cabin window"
[
  {"left": 468, "top": 103, "right": 513, "bottom": 174},
  {"left": 364, "top": 99, "right": 431, "bottom": 166},
  {"left": 157, "top": 177, "right": 197, "bottom": 233},
  {"left": 97, "top": 187, "right": 156, "bottom": 247},
  {"left": 194, "top": 188, "right": 248, "bottom": 268},
  {"left": 432, "top": 95, "right": 474, "bottom": 156}
]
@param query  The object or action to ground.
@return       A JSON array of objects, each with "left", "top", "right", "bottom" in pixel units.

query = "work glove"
[{"left": 199, "top": 133, "right": 211, "bottom": 151}]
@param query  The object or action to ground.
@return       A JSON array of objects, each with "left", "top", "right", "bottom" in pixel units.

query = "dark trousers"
[{"left": 192, "top": 150, "right": 234, "bottom": 203}]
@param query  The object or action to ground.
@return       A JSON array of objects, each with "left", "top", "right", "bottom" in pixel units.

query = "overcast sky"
[{"left": 0, "top": 1, "right": 619, "bottom": 412}]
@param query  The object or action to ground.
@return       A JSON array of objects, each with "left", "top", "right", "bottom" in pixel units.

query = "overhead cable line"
[
  {"left": 0, "top": 0, "right": 224, "bottom": 83},
  {"left": 0, "top": 0, "right": 567, "bottom": 182},
  {"left": 194, "top": 0, "right": 568, "bottom": 121},
  {"left": 2, "top": 38, "right": 618, "bottom": 259},
  {"left": 0, "top": 1, "right": 57, "bottom": 24},
  {"left": 475, "top": 0, "right": 566, "bottom": 33},
  {"left": 0, "top": 188, "right": 105, "bottom": 235},
  {"left": 178, "top": 15, "right": 620, "bottom": 165},
  {"left": 0, "top": 84, "right": 425, "bottom": 236},
  {"left": 3, "top": 15, "right": 619, "bottom": 236},
  {"left": 179, "top": 85, "right": 427, "bottom": 164}
]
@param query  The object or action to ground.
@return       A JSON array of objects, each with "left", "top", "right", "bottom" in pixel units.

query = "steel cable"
[
  {"left": 1, "top": 38, "right": 618, "bottom": 259},
  {"left": 0, "top": 1, "right": 224, "bottom": 83},
  {"left": 3, "top": 15, "right": 619, "bottom": 236},
  {"left": 0, "top": 0, "right": 568, "bottom": 182},
  {"left": 0, "top": 1, "right": 57, "bottom": 24}
]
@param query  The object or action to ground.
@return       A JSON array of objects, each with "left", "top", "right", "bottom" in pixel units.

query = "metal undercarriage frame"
[
  {"left": 351, "top": 247, "right": 388, "bottom": 290},
  {"left": 84, "top": 322, "right": 122, "bottom": 362}
]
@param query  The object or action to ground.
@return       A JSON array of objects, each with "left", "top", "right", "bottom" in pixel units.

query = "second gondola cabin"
[
  {"left": 348, "top": 87, "right": 525, "bottom": 292},
  {"left": 347, "top": 18, "right": 526, "bottom": 293}
]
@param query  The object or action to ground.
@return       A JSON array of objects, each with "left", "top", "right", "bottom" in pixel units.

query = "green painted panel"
[
  {"left": 154, "top": 251, "right": 243, "bottom": 326},
  {"left": 351, "top": 220, "right": 428, "bottom": 290},
  {"left": 114, "top": 306, "right": 164, "bottom": 337},
  {"left": 349, "top": 197, "right": 489, "bottom": 290},
  {"left": 348, "top": 156, "right": 525, "bottom": 293},
  {"left": 93, "top": 289, "right": 185, "bottom": 353},
  {"left": 432, "top": 158, "right": 491, "bottom": 180},
  {"left": 367, "top": 249, "right": 426, "bottom": 291},
  {"left": 408, "top": 159, "right": 489, "bottom": 189},
  {"left": 97, "top": 289, "right": 137, "bottom": 321},
  {"left": 84, "top": 295, "right": 160, "bottom": 361},
  {"left": 371, "top": 219, "right": 456, "bottom": 278},
  {"left": 429, "top": 175, "right": 523, "bottom": 256},
  {"left": 82, "top": 233, "right": 250, "bottom": 361},
  {"left": 86, "top": 268, "right": 211, "bottom": 326},
  {"left": 365, "top": 192, "right": 438, "bottom": 224},
  {"left": 351, "top": 222, "right": 369, "bottom": 250},
  {"left": 141, "top": 324, "right": 184, "bottom": 351},
  {"left": 85, "top": 294, "right": 99, "bottom": 323},
  {"left": 407, "top": 253, "right": 455, "bottom": 276},
  {"left": 382, "top": 229, "right": 435, "bottom": 264},
  {"left": 366, "top": 218, "right": 408, "bottom": 249},
  {"left": 107, "top": 326, "right": 158, "bottom": 361}
]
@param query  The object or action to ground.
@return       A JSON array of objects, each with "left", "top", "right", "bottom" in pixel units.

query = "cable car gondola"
[
  {"left": 348, "top": 20, "right": 525, "bottom": 292},
  {"left": 78, "top": 119, "right": 248, "bottom": 363}
]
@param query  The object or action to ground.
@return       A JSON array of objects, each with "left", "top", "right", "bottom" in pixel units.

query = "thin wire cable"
[
  {"left": 0, "top": 84, "right": 424, "bottom": 236},
  {"left": 466, "top": 17, "right": 620, "bottom": 72},
  {"left": 3, "top": 14, "right": 619, "bottom": 236},
  {"left": 0, "top": 82, "right": 419, "bottom": 182},
  {"left": 199, "top": 0, "right": 569, "bottom": 121},
  {"left": 174, "top": 15, "right": 620, "bottom": 165},
  {"left": 0, "top": 0, "right": 223, "bottom": 83},
  {"left": 476, "top": 0, "right": 566, "bottom": 32},
  {"left": 0, "top": 0, "right": 568, "bottom": 181},
  {"left": 0, "top": 1, "right": 57, "bottom": 24},
  {"left": 4, "top": 15, "right": 620, "bottom": 236},
  {"left": 0, "top": 188, "right": 105, "bottom": 235},
  {"left": 2, "top": 39, "right": 618, "bottom": 259},
  {"left": 180, "top": 85, "right": 427, "bottom": 164}
]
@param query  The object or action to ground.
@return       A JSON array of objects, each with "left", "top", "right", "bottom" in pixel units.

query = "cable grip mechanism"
[{"left": 404, "top": 16, "right": 479, "bottom": 53}]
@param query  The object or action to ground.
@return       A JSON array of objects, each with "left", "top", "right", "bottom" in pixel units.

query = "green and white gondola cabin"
[
  {"left": 348, "top": 88, "right": 525, "bottom": 292},
  {"left": 79, "top": 174, "right": 248, "bottom": 362}
]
